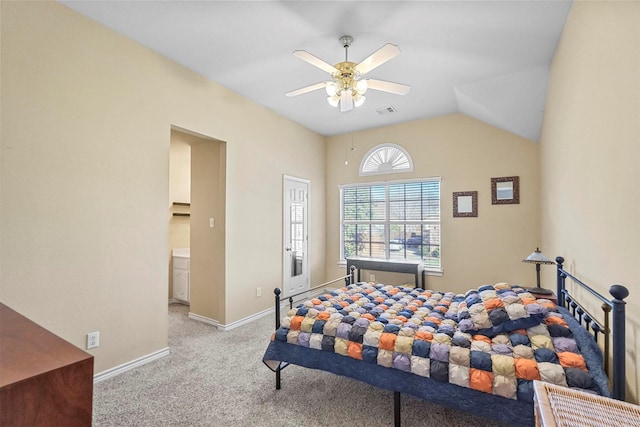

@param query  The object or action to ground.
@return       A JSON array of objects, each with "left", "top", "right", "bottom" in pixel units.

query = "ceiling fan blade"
[
  {"left": 285, "top": 82, "right": 326, "bottom": 97},
  {"left": 293, "top": 50, "right": 339, "bottom": 75},
  {"left": 355, "top": 43, "right": 401, "bottom": 75},
  {"left": 366, "top": 79, "right": 411, "bottom": 95}
]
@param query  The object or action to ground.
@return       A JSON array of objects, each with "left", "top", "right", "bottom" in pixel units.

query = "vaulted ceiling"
[{"left": 60, "top": 1, "right": 573, "bottom": 141}]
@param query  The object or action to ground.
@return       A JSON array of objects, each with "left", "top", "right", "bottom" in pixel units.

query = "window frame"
[
  {"left": 339, "top": 177, "right": 442, "bottom": 273},
  {"left": 359, "top": 143, "right": 414, "bottom": 176}
]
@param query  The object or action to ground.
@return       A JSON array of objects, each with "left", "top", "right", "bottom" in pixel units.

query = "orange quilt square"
[
  {"left": 514, "top": 358, "right": 541, "bottom": 380},
  {"left": 290, "top": 315, "right": 304, "bottom": 330},
  {"left": 347, "top": 342, "right": 363, "bottom": 360},
  {"left": 469, "top": 368, "right": 493, "bottom": 394},
  {"left": 379, "top": 332, "right": 397, "bottom": 351}
]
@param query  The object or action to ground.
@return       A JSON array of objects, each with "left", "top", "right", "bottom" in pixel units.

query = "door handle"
[{"left": 285, "top": 247, "right": 292, "bottom": 251}]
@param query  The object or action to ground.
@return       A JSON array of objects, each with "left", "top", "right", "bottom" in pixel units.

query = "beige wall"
[
  {"left": 541, "top": 1, "right": 640, "bottom": 402},
  {"left": 0, "top": 2, "right": 326, "bottom": 373},
  {"left": 190, "top": 134, "right": 226, "bottom": 322},
  {"left": 325, "top": 114, "right": 542, "bottom": 294}
]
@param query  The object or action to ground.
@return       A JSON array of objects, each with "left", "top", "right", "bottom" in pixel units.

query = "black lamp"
[{"left": 522, "top": 248, "right": 555, "bottom": 294}]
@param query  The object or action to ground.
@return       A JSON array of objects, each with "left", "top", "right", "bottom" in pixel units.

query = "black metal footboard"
[
  {"left": 272, "top": 266, "right": 356, "bottom": 390},
  {"left": 556, "top": 256, "right": 629, "bottom": 400}
]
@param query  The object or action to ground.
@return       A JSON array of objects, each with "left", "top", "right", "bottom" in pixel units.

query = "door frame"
[{"left": 282, "top": 175, "right": 310, "bottom": 298}]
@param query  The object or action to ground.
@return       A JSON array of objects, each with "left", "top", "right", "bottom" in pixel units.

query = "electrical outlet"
[
  {"left": 256, "top": 287, "right": 262, "bottom": 297},
  {"left": 87, "top": 331, "right": 99, "bottom": 350},
  {"left": 369, "top": 274, "right": 376, "bottom": 282}
]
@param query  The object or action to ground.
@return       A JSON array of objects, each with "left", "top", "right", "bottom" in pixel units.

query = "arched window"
[{"left": 359, "top": 143, "right": 413, "bottom": 176}]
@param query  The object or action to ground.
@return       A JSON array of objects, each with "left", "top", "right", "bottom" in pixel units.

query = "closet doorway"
[{"left": 169, "top": 128, "right": 226, "bottom": 323}]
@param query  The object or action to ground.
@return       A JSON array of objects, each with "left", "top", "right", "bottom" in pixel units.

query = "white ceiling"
[{"left": 59, "top": 1, "right": 572, "bottom": 141}]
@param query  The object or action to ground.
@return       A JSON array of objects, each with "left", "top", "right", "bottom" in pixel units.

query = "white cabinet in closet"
[{"left": 172, "top": 248, "right": 190, "bottom": 304}]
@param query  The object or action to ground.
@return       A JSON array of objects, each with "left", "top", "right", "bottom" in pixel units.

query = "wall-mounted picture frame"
[
  {"left": 453, "top": 191, "right": 478, "bottom": 217},
  {"left": 491, "top": 176, "right": 520, "bottom": 204}
]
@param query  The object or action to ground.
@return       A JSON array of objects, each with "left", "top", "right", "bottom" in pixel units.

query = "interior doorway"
[
  {"left": 169, "top": 134, "right": 191, "bottom": 304},
  {"left": 169, "top": 128, "right": 226, "bottom": 323}
]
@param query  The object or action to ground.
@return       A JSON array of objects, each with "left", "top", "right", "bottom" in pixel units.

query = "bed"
[{"left": 263, "top": 257, "right": 629, "bottom": 426}]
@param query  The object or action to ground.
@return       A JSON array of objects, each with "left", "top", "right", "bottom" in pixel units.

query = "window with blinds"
[{"left": 340, "top": 178, "right": 441, "bottom": 271}]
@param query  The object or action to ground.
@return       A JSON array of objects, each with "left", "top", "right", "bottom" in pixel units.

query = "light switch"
[{"left": 209, "top": 218, "right": 215, "bottom": 228}]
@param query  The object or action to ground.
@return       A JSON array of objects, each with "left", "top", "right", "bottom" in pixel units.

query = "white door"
[{"left": 283, "top": 176, "right": 309, "bottom": 298}]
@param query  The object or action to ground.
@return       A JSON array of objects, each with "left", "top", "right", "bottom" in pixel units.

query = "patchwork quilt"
[{"left": 271, "top": 282, "right": 600, "bottom": 402}]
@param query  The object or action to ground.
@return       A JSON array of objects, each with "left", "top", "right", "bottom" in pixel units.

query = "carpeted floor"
[{"left": 92, "top": 303, "right": 509, "bottom": 426}]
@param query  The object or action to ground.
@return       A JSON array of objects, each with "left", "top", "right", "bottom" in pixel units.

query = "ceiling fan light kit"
[{"left": 286, "top": 35, "right": 410, "bottom": 113}]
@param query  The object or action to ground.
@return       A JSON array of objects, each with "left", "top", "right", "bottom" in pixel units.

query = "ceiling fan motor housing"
[{"left": 334, "top": 62, "right": 358, "bottom": 91}]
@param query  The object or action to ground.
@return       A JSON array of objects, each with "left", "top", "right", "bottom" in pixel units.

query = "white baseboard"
[
  {"left": 92, "top": 305, "right": 276, "bottom": 383},
  {"left": 169, "top": 298, "right": 191, "bottom": 306},
  {"left": 187, "top": 311, "right": 221, "bottom": 328},
  {"left": 222, "top": 306, "right": 273, "bottom": 331},
  {"left": 188, "top": 307, "right": 273, "bottom": 331},
  {"left": 93, "top": 347, "right": 170, "bottom": 384}
]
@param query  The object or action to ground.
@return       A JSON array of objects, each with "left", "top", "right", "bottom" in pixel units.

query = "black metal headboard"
[{"left": 555, "top": 256, "right": 629, "bottom": 400}]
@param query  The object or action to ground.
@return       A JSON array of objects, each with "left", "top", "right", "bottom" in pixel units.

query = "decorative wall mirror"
[
  {"left": 453, "top": 191, "right": 478, "bottom": 217},
  {"left": 491, "top": 176, "right": 520, "bottom": 204}
]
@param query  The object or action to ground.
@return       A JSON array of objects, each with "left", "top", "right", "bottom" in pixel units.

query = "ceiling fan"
[{"left": 286, "top": 35, "right": 410, "bottom": 113}]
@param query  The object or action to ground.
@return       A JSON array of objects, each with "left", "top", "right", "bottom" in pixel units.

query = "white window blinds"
[{"left": 340, "top": 178, "right": 441, "bottom": 271}]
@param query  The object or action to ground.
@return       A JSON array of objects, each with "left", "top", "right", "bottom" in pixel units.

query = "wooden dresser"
[{"left": 0, "top": 303, "right": 94, "bottom": 426}]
